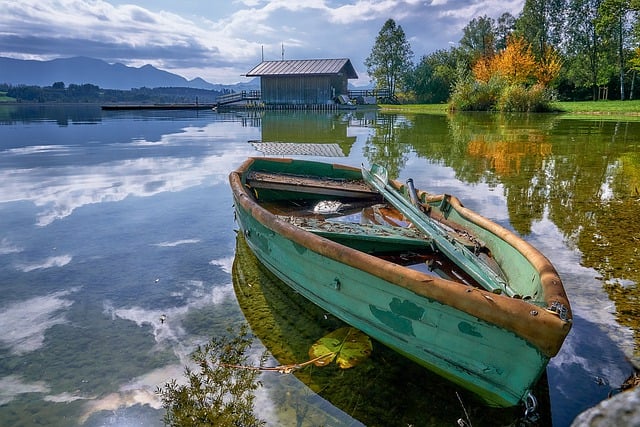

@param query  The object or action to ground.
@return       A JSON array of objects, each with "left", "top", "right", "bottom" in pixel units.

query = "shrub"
[
  {"left": 157, "top": 324, "right": 266, "bottom": 427},
  {"left": 498, "top": 84, "right": 554, "bottom": 112},
  {"left": 449, "top": 75, "right": 506, "bottom": 111}
]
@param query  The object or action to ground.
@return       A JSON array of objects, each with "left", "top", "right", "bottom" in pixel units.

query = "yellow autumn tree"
[
  {"left": 535, "top": 45, "right": 563, "bottom": 86},
  {"left": 471, "top": 56, "right": 496, "bottom": 83},
  {"left": 493, "top": 36, "right": 537, "bottom": 84},
  {"left": 472, "top": 36, "right": 560, "bottom": 86}
]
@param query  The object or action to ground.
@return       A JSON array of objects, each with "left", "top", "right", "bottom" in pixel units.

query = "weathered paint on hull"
[{"left": 233, "top": 200, "right": 548, "bottom": 407}]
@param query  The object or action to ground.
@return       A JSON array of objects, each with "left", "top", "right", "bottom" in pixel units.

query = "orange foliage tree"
[
  {"left": 472, "top": 36, "right": 561, "bottom": 86},
  {"left": 535, "top": 45, "right": 563, "bottom": 86}
]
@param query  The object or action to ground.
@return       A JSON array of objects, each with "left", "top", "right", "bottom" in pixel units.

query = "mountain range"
[{"left": 0, "top": 56, "right": 258, "bottom": 91}]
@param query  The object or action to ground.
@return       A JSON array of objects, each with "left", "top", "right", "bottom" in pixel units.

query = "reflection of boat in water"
[
  {"left": 232, "top": 233, "right": 551, "bottom": 426},
  {"left": 229, "top": 157, "right": 571, "bottom": 410}
]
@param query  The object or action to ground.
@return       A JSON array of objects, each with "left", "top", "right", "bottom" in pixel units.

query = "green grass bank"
[{"left": 379, "top": 100, "right": 640, "bottom": 119}]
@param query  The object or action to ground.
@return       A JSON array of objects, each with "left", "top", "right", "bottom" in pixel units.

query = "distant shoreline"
[{"left": 0, "top": 101, "right": 215, "bottom": 110}]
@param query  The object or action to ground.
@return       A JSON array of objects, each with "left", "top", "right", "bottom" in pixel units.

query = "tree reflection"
[
  {"left": 364, "top": 112, "right": 640, "bottom": 349},
  {"left": 362, "top": 114, "right": 412, "bottom": 178}
]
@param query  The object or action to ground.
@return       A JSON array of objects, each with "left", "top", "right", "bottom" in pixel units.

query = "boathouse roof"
[{"left": 246, "top": 58, "right": 358, "bottom": 79}]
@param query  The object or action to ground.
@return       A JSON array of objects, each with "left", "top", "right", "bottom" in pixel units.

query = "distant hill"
[{"left": 0, "top": 56, "right": 258, "bottom": 91}]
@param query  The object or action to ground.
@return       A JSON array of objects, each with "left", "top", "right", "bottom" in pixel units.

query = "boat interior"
[{"left": 246, "top": 170, "right": 499, "bottom": 288}]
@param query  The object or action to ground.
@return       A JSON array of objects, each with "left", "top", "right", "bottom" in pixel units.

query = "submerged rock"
[{"left": 571, "top": 387, "right": 640, "bottom": 427}]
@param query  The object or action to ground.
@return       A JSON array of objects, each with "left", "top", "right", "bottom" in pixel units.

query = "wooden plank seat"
[
  {"left": 247, "top": 171, "right": 379, "bottom": 199},
  {"left": 278, "top": 216, "right": 434, "bottom": 252}
]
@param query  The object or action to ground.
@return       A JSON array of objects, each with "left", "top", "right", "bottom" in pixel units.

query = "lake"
[{"left": 0, "top": 104, "right": 638, "bottom": 426}]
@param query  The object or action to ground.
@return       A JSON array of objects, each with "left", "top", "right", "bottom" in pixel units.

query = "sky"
[{"left": 0, "top": 0, "right": 525, "bottom": 86}]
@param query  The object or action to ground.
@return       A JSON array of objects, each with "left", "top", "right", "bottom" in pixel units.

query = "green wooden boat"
[
  {"left": 231, "top": 232, "right": 550, "bottom": 425},
  {"left": 229, "top": 157, "right": 572, "bottom": 409}
]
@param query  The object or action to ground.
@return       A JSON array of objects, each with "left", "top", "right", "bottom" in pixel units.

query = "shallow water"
[{"left": 0, "top": 105, "right": 638, "bottom": 426}]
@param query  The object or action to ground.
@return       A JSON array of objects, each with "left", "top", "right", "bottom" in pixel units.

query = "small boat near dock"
[{"left": 229, "top": 157, "right": 572, "bottom": 408}]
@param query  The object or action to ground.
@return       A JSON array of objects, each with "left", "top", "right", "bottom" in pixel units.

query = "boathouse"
[{"left": 245, "top": 58, "right": 358, "bottom": 106}]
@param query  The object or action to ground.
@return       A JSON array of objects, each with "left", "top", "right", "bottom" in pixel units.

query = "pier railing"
[
  {"left": 347, "top": 89, "right": 391, "bottom": 100},
  {"left": 214, "top": 88, "right": 393, "bottom": 109},
  {"left": 215, "top": 90, "right": 261, "bottom": 106}
]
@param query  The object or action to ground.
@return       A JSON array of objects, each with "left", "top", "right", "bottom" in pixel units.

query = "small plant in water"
[
  {"left": 156, "top": 324, "right": 266, "bottom": 427},
  {"left": 157, "top": 324, "right": 373, "bottom": 426}
]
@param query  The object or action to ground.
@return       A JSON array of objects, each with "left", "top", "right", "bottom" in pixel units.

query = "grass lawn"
[
  {"left": 378, "top": 104, "right": 449, "bottom": 114},
  {"left": 553, "top": 100, "right": 640, "bottom": 115},
  {"left": 0, "top": 92, "right": 16, "bottom": 102},
  {"left": 379, "top": 100, "right": 640, "bottom": 119}
]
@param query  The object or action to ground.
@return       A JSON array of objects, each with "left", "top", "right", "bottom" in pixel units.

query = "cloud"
[
  {"left": 209, "top": 256, "right": 234, "bottom": 274},
  {"left": 0, "top": 289, "right": 77, "bottom": 355},
  {"left": 0, "top": 238, "right": 22, "bottom": 255},
  {"left": 0, "top": 376, "right": 50, "bottom": 406},
  {"left": 0, "top": 0, "right": 246, "bottom": 79},
  {"left": 84, "top": 270, "right": 237, "bottom": 421},
  {"left": 0, "top": 122, "right": 257, "bottom": 226},
  {"left": 0, "top": 0, "right": 524, "bottom": 84},
  {"left": 153, "top": 239, "right": 201, "bottom": 247},
  {"left": 16, "top": 255, "right": 72, "bottom": 272}
]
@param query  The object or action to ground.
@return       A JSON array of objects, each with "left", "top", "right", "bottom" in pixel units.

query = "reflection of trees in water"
[
  {"left": 362, "top": 114, "right": 412, "bottom": 178},
  {"left": 446, "top": 113, "right": 560, "bottom": 236},
  {"left": 374, "top": 112, "right": 640, "bottom": 349},
  {"left": 366, "top": 112, "right": 640, "bottom": 348}
]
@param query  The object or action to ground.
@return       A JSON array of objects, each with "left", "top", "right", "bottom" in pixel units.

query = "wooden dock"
[{"left": 101, "top": 104, "right": 216, "bottom": 110}]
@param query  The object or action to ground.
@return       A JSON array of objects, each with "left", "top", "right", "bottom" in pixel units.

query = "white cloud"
[
  {"left": 16, "top": 255, "right": 72, "bottom": 272},
  {"left": 0, "top": 376, "right": 50, "bottom": 405},
  {"left": 0, "top": 123, "right": 258, "bottom": 226},
  {"left": 153, "top": 239, "right": 201, "bottom": 247},
  {"left": 0, "top": 289, "right": 77, "bottom": 355},
  {"left": 0, "top": 0, "right": 525, "bottom": 84},
  {"left": 84, "top": 271, "right": 237, "bottom": 421},
  {"left": 0, "top": 238, "right": 22, "bottom": 255},
  {"left": 209, "top": 256, "right": 235, "bottom": 274}
]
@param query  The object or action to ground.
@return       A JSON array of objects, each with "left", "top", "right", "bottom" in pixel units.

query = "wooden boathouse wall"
[
  {"left": 245, "top": 58, "right": 358, "bottom": 108},
  {"left": 260, "top": 74, "right": 347, "bottom": 105}
]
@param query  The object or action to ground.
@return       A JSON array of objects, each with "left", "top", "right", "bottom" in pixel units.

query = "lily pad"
[{"left": 308, "top": 327, "right": 372, "bottom": 369}]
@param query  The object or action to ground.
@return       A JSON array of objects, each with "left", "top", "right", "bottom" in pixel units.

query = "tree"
[
  {"left": 452, "top": 36, "right": 559, "bottom": 112},
  {"left": 473, "top": 36, "right": 539, "bottom": 85},
  {"left": 410, "top": 48, "right": 461, "bottom": 103},
  {"left": 496, "top": 13, "right": 517, "bottom": 50},
  {"left": 596, "top": 0, "right": 635, "bottom": 99},
  {"left": 459, "top": 15, "right": 497, "bottom": 60},
  {"left": 564, "top": 0, "right": 610, "bottom": 100},
  {"left": 536, "top": 45, "right": 564, "bottom": 86},
  {"left": 515, "top": 0, "right": 567, "bottom": 57},
  {"left": 365, "top": 19, "right": 414, "bottom": 101}
]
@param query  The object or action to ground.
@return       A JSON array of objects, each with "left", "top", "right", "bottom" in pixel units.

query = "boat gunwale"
[
  {"left": 409, "top": 185, "right": 571, "bottom": 313},
  {"left": 230, "top": 157, "right": 572, "bottom": 357}
]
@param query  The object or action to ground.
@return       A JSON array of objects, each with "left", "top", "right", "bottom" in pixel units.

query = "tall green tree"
[
  {"left": 596, "top": 0, "right": 635, "bottom": 99},
  {"left": 459, "top": 15, "right": 497, "bottom": 60},
  {"left": 515, "top": 0, "right": 567, "bottom": 57},
  {"left": 565, "top": 0, "right": 612, "bottom": 100},
  {"left": 365, "top": 18, "right": 414, "bottom": 100},
  {"left": 410, "top": 48, "right": 461, "bottom": 103},
  {"left": 496, "top": 12, "right": 517, "bottom": 50}
]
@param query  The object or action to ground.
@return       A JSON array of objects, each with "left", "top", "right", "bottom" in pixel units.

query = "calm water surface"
[{"left": 0, "top": 105, "right": 638, "bottom": 426}]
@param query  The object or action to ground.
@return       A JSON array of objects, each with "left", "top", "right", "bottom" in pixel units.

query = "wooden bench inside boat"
[
  {"left": 279, "top": 216, "right": 434, "bottom": 252},
  {"left": 247, "top": 171, "right": 379, "bottom": 199}
]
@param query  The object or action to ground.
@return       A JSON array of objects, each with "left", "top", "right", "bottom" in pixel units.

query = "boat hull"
[{"left": 229, "top": 157, "right": 571, "bottom": 407}]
